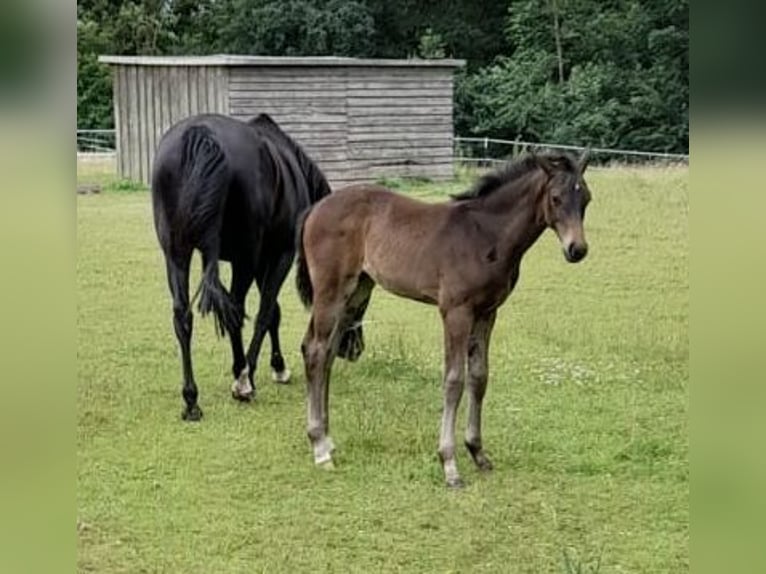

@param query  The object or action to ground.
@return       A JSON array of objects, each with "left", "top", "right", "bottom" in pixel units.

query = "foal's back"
[{"left": 305, "top": 184, "right": 459, "bottom": 302}]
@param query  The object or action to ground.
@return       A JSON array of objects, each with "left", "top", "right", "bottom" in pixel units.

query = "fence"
[
  {"left": 453, "top": 136, "right": 688, "bottom": 167},
  {"left": 76, "top": 129, "right": 689, "bottom": 167},
  {"left": 77, "top": 130, "right": 117, "bottom": 154}
]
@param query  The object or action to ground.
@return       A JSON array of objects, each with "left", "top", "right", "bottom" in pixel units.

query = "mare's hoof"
[
  {"left": 272, "top": 368, "right": 291, "bottom": 384},
  {"left": 446, "top": 476, "right": 465, "bottom": 489},
  {"left": 231, "top": 375, "right": 255, "bottom": 402},
  {"left": 182, "top": 405, "right": 203, "bottom": 421},
  {"left": 231, "top": 388, "right": 255, "bottom": 402}
]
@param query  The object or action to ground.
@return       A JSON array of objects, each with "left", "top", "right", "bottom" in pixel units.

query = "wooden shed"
[{"left": 98, "top": 55, "right": 465, "bottom": 187}]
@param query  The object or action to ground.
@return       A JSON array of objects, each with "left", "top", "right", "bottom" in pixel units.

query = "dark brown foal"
[{"left": 296, "top": 152, "right": 592, "bottom": 487}]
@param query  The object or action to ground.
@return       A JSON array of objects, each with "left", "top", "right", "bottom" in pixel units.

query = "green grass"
[{"left": 77, "top": 163, "right": 688, "bottom": 572}]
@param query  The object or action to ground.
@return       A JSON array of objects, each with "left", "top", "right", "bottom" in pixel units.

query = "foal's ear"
[
  {"left": 578, "top": 150, "right": 591, "bottom": 174},
  {"left": 534, "top": 153, "right": 556, "bottom": 177}
]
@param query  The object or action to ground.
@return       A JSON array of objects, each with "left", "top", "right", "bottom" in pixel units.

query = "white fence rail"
[
  {"left": 76, "top": 129, "right": 688, "bottom": 166},
  {"left": 454, "top": 136, "right": 688, "bottom": 165},
  {"left": 77, "top": 129, "right": 116, "bottom": 153}
]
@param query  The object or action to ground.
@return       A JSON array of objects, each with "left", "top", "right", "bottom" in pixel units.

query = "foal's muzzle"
[{"left": 563, "top": 241, "right": 588, "bottom": 263}]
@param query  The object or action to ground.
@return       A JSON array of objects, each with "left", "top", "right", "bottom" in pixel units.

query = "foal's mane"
[
  {"left": 249, "top": 113, "right": 331, "bottom": 200},
  {"left": 451, "top": 152, "right": 578, "bottom": 202}
]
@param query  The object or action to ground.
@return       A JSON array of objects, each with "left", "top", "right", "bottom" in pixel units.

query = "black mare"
[{"left": 151, "top": 113, "right": 331, "bottom": 420}]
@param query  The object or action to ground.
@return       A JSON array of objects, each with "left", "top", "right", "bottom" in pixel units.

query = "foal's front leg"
[
  {"left": 438, "top": 306, "right": 473, "bottom": 488},
  {"left": 465, "top": 311, "right": 496, "bottom": 471}
]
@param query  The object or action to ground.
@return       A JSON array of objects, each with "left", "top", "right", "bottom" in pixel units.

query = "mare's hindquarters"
[{"left": 152, "top": 124, "right": 241, "bottom": 420}]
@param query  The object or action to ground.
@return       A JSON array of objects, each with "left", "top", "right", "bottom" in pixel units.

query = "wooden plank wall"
[
  {"left": 228, "top": 66, "right": 349, "bottom": 183},
  {"left": 114, "top": 65, "right": 228, "bottom": 184},
  {"left": 345, "top": 67, "right": 454, "bottom": 186},
  {"left": 228, "top": 66, "right": 455, "bottom": 187}
]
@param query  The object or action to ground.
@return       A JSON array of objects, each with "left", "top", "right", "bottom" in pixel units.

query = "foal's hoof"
[
  {"left": 466, "top": 443, "right": 494, "bottom": 472},
  {"left": 446, "top": 476, "right": 465, "bottom": 489},
  {"left": 271, "top": 368, "right": 291, "bottom": 384},
  {"left": 181, "top": 405, "right": 203, "bottom": 421},
  {"left": 313, "top": 436, "right": 335, "bottom": 467},
  {"left": 477, "top": 458, "right": 494, "bottom": 472},
  {"left": 471, "top": 452, "right": 494, "bottom": 472}
]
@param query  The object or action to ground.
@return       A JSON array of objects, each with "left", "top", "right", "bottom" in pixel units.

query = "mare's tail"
[
  {"left": 179, "top": 125, "right": 242, "bottom": 337},
  {"left": 295, "top": 207, "right": 314, "bottom": 309}
]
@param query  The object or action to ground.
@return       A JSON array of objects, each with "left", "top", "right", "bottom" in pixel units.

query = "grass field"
[{"left": 77, "top": 160, "right": 688, "bottom": 573}]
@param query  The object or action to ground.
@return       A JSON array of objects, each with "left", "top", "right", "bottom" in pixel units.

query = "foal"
[{"left": 296, "top": 152, "right": 591, "bottom": 487}]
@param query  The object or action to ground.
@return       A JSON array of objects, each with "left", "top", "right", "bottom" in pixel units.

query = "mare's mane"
[{"left": 249, "top": 113, "right": 331, "bottom": 200}]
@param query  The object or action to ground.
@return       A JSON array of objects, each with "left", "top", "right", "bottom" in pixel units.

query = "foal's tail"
[
  {"left": 180, "top": 125, "right": 242, "bottom": 338},
  {"left": 295, "top": 207, "right": 313, "bottom": 309}
]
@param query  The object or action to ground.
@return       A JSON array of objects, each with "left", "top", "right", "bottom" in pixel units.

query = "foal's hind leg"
[
  {"left": 165, "top": 253, "right": 202, "bottom": 421},
  {"left": 229, "top": 261, "right": 255, "bottom": 401},
  {"left": 302, "top": 300, "right": 344, "bottom": 467},
  {"left": 465, "top": 311, "right": 497, "bottom": 471}
]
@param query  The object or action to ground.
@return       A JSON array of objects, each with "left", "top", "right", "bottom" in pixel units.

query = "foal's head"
[{"left": 536, "top": 152, "right": 592, "bottom": 263}]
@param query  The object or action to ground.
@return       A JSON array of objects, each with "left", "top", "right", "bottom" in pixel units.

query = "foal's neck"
[{"left": 473, "top": 171, "right": 548, "bottom": 265}]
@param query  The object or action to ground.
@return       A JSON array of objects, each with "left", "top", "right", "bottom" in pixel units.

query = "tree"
[
  {"left": 458, "top": 0, "right": 688, "bottom": 152},
  {"left": 76, "top": 0, "right": 688, "bottom": 154}
]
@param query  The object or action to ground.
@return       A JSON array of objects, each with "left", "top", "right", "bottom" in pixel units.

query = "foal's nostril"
[{"left": 566, "top": 242, "right": 588, "bottom": 262}]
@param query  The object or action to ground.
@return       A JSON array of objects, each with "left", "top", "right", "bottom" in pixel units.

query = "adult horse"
[
  {"left": 152, "top": 113, "right": 331, "bottom": 421},
  {"left": 295, "top": 152, "right": 591, "bottom": 487}
]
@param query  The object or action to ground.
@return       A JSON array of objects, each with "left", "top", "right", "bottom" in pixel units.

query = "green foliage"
[
  {"left": 77, "top": 19, "right": 113, "bottom": 129},
  {"left": 216, "top": 0, "right": 376, "bottom": 56},
  {"left": 456, "top": 0, "right": 688, "bottom": 152},
  {"left": 77, "top": 0, "right": 177, "bottom": 128},
  {"left": 105, "top": 178, "right": 147, "bottom": 193},
  {"left": 417, "top": 28, "right": 446, "bottom": 59},
  {"left": 76, "top": 0, "right": 687, "bottom": 153}
]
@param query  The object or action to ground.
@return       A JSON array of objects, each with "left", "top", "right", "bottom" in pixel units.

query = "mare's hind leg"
[
  {"left": 165, "top": 252, "right": 202, "bottom": 421},
  {"left": 253, "top": 256, "right": 291, "bottom": 383},
  {"left": 245, "top": 249, "right": 293, "bottom": 385},
  {"left": 229, "top": 261, "right": 255, "bottom": 401},
  {"left": 464, "top": 311, "right": 497, "bottom": 471},
  {"left": 267, "top": 303, "right": 291, "bottom": 384}
]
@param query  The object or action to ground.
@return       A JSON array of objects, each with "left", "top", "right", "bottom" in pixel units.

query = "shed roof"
[{"left": 98, "top": 54, "right": 465, "bottom": 68}]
